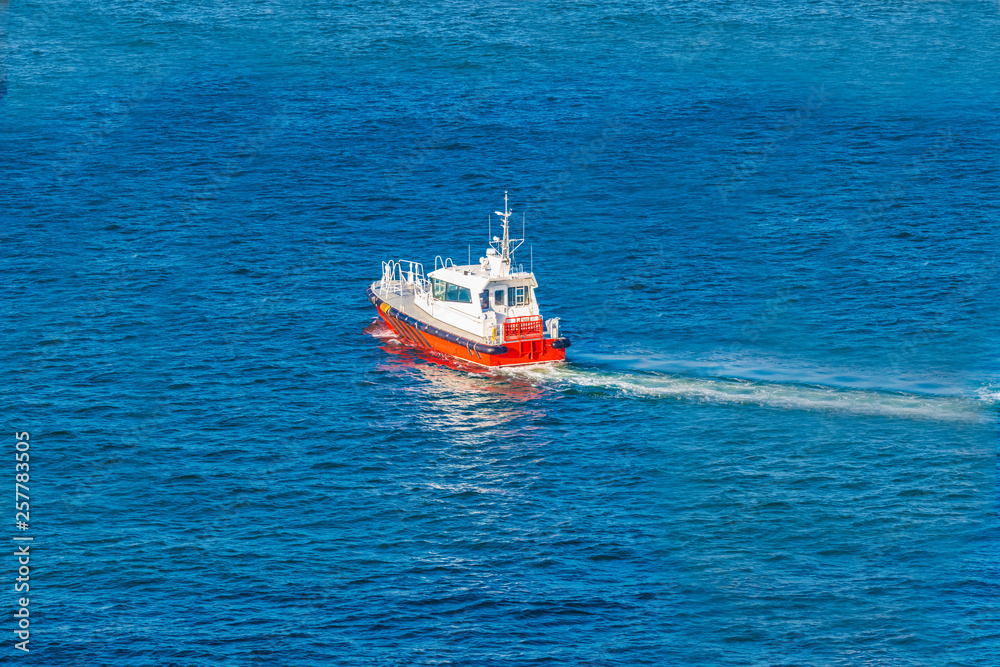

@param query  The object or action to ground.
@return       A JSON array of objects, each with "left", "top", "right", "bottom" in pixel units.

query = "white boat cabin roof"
[{"left": 428, "top": 264, "right": 537, "bottom": 293}]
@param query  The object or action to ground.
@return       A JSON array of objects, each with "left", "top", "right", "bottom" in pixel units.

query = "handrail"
[
  {"left": 434, "top": 256, "right": 455, "bottom": 272},
  {"left": 379, "top": 259, "right": 429, "bottom": 297},
  {"left": 503, "top": 315, "right": 543, "bottom": 343},
  {"left": 379, "top": 260, "right": 401, "bottom": 296},
  {"left": 448, "top": 307, "right": 482, "bottom": 326}
]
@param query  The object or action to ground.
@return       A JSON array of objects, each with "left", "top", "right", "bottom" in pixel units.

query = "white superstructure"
[{"left": 377, "top": 192, "right": 559, "bottom": 344}]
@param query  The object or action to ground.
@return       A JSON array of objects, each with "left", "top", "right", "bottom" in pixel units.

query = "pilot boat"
[{"left": 367, "top": 192, "right": 570, "bottom": 367}]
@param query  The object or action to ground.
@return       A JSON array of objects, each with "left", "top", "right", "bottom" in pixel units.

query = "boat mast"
[
  {"left": 489, "top": 191, "right": 524, "bottom": 277},
  {"left": 496, "top": 191, "right": 511, "bottom": 266}
]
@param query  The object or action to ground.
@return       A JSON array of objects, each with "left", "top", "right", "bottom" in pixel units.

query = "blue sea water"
[{"left": 2, "top": 1, "right": 1000, "bottom": 664}]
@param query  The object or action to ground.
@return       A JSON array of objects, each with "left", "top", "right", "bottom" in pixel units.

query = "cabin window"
[
  {"left": 479, "top": 290, "right": 489, "bottom": 311},
  {"left": 494, "top": 289, "right": 504, "bottom": 306},
  {"left": 433, "top": 278, "right": 472, "bottom": 303},
  {"left": 507, "top": 286, "right": 530, "bottom": 306}
]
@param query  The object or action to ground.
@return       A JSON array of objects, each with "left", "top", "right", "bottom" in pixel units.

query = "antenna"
[
  {"left": 487, "top": 191, "right": 524, "bottom": 276},
  {"left": 468, "top": 245, "right": 471, "bottom": 266},
  {"left": 531, "top": 245, "right": 533, "bottom": 274},
  {"left": 495, "top": 190, "right": 511, "bottom": 265}
]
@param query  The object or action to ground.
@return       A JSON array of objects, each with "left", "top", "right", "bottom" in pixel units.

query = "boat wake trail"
[{"left": 499, "top": 359, "right": 994, "bottom": 424}]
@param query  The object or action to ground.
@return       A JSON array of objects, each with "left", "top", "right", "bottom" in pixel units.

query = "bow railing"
[{"left": 379, "top": 260, "right": 429, "bottom": 297}]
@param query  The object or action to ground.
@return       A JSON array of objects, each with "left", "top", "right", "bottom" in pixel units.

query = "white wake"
[{"left": 497, "top": 362, "right": 994, "bottom": 424}]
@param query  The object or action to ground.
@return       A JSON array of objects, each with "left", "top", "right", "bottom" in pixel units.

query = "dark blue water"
[{"left": 3, "top": 1, "right": 999, "bottom": 664}]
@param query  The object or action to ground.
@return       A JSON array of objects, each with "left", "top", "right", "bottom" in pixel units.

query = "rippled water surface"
[{"left": 3, "top": 1, "right": 999, "bottom": 664}]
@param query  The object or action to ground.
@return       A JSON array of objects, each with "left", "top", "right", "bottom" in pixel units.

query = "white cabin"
[{"left": 413, "top": 262, "right": 540, "bottom": 342}]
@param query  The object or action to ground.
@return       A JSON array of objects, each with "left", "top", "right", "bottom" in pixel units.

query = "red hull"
[{"left": 375, "top": 302, "right": 565, "bottom": 367}]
